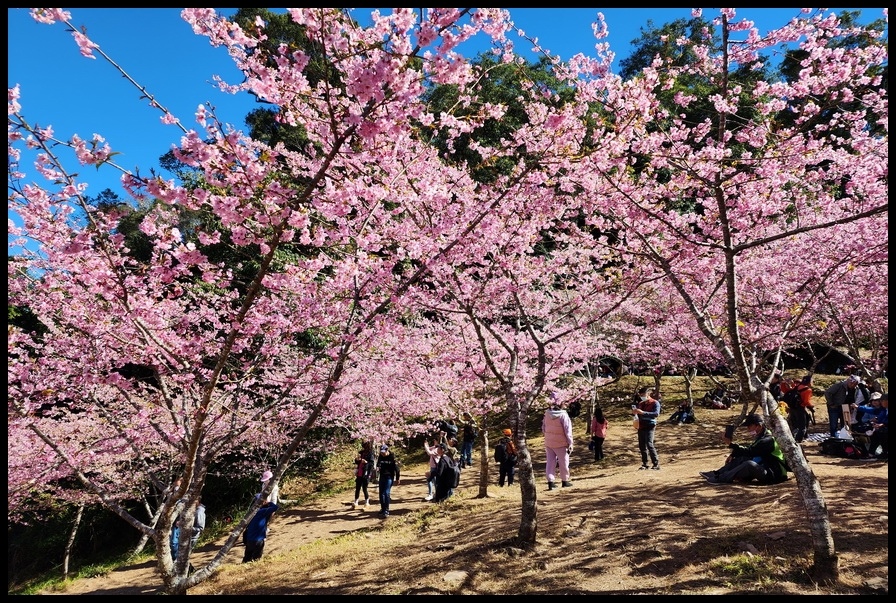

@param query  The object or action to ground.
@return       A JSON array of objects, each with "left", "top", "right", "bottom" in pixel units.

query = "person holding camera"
[
  {"left": 699, "top": 414, "right": 789, "bottom": 485},
  {"left": 633, "top": 386, "right": 661, "bottom": 470}
]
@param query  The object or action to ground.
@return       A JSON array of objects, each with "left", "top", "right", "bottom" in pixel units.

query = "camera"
[{"left": 631, "top": 404, "right": 638, "bottom": 410}]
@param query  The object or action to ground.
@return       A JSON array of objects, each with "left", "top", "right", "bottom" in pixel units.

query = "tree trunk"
[
  {"left": 515, "top": 435, "right": 538, "bottom": 543},
  {"left": 683, "top": 367, "right": 697, "bottom": 405},
  {"left": 62, "top": 504, "right": 84, "bottom": 580},
  {"left": 475, "top": 414, "right": 490, "bottom": 498},
  {"left": 757, "top": 381, "right": 839, "bottom": 583},
  {"left": 510, "top": 390, "right": 538, "bottom": 544},
  {"left": 128, "top": 495, "right": 161, "bottom": 559}
]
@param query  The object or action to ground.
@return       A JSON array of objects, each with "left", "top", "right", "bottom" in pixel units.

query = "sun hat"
[
  {"left": 261, "top": 470, "right": 273, "bottom": 482},
  {"left": 870, "top": 392, "right": 882, "bottom": 401}
]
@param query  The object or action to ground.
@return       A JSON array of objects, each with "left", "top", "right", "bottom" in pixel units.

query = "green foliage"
[
  {"left": 422, "top": 53, "right": 578, "bottom": 184},
  {"left": 618, "top": 17, "right": 718, "bottom": 80},
  {"left": 777, "top": 10, "right": 888, "bottom": 140}
]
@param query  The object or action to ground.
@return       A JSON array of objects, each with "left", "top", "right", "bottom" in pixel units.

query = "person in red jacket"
[{"left": 781, "top": 374, "right": 814, "bottom": 442}]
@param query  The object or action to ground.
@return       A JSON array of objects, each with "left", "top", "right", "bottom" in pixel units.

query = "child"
[{"left": 590, "top": 407, "right": 609, "bottom": 460}]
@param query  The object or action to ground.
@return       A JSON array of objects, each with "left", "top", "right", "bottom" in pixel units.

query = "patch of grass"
[
  {"left": 711, "top": 553, "right": 788, "bottom": 588},
  {"left": 12, "top": 551, "right": 154, "bottom": 595}
]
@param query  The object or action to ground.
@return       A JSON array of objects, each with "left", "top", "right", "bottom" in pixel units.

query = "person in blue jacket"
[{"left": 242, "top": 500, "right": 278, "bottom": 563}]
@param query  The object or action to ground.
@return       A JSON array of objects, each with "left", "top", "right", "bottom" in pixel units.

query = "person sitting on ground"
[
  {"left": 865, "top": 393, "right": 888, "bottom": 460},
  {"left": 703, "top": 385, "right": 730, "bottom": 409},
  {"left": 668, "top": 401, "right": 695, "bottom": 424},
  {"left": 699, "top": 414, "right": 789, "bottom": 485},
  {"left": 852, "top": 391, "right": 885, "bottom": 434}
]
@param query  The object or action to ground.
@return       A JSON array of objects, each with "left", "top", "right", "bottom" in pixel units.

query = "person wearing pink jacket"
[
  {"left": 542, "top": 391, "right": 574, "bottom": 490},
  {"left": 590, "top": 407, "right": 609, "bottom": 461}
]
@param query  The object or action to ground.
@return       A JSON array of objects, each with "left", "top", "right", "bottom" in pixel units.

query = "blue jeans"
[
  {"left": 378, "top": 475, "right": 394, "bottom": 514},
  {"left": 461, "top": 439, "right": 474, "bottom": 467},
  {"left": 828, "top": 406, "right": 845, "bottom": 437}
]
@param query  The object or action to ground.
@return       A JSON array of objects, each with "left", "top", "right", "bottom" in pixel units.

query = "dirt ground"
[{"left": 39, "top": 403, "right": 888, "bottom": 595}]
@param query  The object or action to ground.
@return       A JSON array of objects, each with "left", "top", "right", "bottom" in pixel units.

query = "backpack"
[
  {"left": 820, "top": 437, "right": 869, "bottom": 459},
  {"left": 782, "top": 387, "right": 803, "bottom": 411},
  {"left": 464, "top": 422, "right": 479, "bottom": 441},
  {"left": 440, "top": 455, "right": 460, "bottom": 489},
  {"left": 494, "top": 441, "right": 508, "bottom": 463}
]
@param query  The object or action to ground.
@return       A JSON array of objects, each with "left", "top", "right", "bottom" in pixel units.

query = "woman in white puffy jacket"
[{"left": 541, "top": 391, "right": 574, "bottom": 490}]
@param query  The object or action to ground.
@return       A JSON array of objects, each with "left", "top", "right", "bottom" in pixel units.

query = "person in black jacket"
[
  {"left": 352, "top": 441, "right": 375, "bottom": 509},
  {"left": 699, "top": 414, "right": 788, "bottom": 485},
  {"left": 375, "top": 445, "right": 401, "bottom": 518},
  {"left": 433, "top": 443, "right": 462, "bottom": 502}
]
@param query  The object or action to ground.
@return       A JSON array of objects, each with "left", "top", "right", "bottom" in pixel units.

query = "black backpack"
[
  {"left": 782, "top": 387, "right": 802, "bottom": 411},
  {"left": 464, "top": 422, "right": 479, "bottom": 441},
  {"left": 494, "top": 441, "right": 508, "bottom": 463},
  {"left": 820, "top": 437, "right": 868, "bottom": 459}
]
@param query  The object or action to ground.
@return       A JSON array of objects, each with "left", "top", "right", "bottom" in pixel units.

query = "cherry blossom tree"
[
  {"left": 9, "top": 8, "right": 536, "bottom": 594},
  {"left": 417, "top": 190, "right": 650, "bottom": 541},
  {"left": 7, "top": 7, "right": 887, "bottom": 593},
  {"left": 558, "top": 8, "right": 887, "bottom": 582}
]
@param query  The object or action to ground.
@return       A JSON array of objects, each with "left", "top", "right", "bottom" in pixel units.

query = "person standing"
[
  {"left": 242, "top": 500, "right": 278, "bottom": 563},
  {"left": 375, "top": 444, "right": 401, "bottom": 518},
  {"left": 769, "top": 373, "right": 784, "bottom": 402},
  {"left": 352, "top": 441, "right": 375, "bottom": 509},
  {"left": 633, "top": 386, "right": 661, "bottom": 470},
  {"left": 458, "top": 411, "right": 479, "bottom": 469},
  {"left": 542, "top": 391, "right": 574, "bottom": 490},
  {"left": 590, "top": 407, "right": 609, "bottom": 461},
  {"left": 495, "top": 428, "right": 518, "bottom": 487},
  {"left": 824, "top": 374, "right": 869, "bottom": 437},
  {"left": 433, "top": 443, "right": 459, "bottom": 502},
  {"left": 781, "top": 375, "right": 814, "bottom": 442},
  {"left": 258, "top": 469, "right": 280, "bottom": 505},
  {"left": 422, "top": 437, "right": 441, "bottom": 501}
]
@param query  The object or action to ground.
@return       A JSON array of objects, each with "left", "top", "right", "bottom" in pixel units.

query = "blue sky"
[{"left": 8, "top": 8, "right": 885, "bottom": 202}]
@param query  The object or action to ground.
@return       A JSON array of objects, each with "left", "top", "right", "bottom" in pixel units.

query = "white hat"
[
  {"left": 870, "top": 392, "right": 882, "bottom": 401},
  {"left": 261, "top": 470, "right": 274, "bottom": 482}
]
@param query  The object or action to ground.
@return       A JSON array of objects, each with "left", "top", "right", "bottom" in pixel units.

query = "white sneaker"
[{"left": 424, "top": 495, "right": 433, "bottom": 501}]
